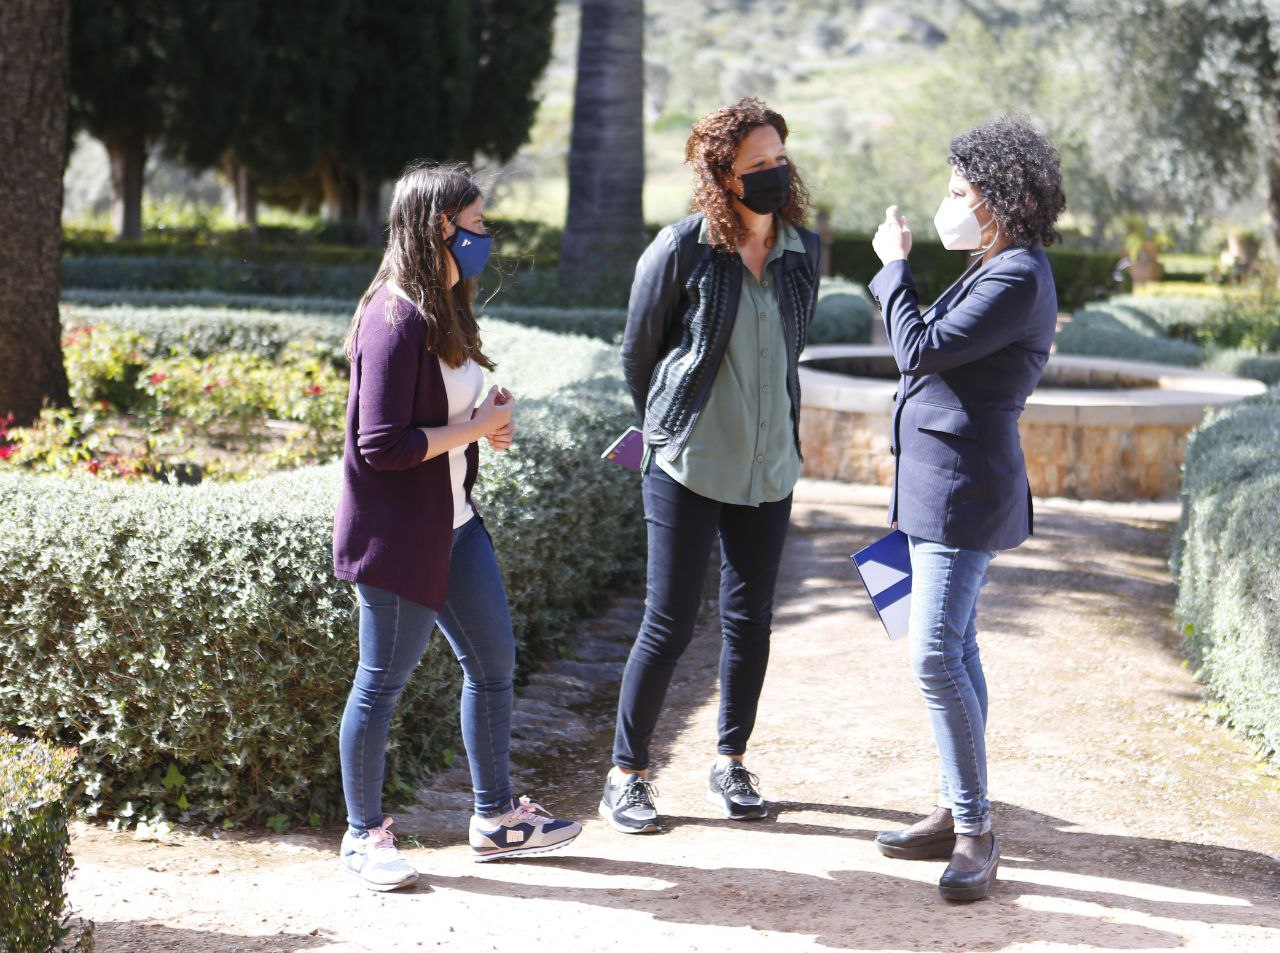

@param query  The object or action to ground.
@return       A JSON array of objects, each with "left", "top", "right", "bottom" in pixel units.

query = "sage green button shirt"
[{"left": 656, "top": 218, "right": 803, "bottom": 505}]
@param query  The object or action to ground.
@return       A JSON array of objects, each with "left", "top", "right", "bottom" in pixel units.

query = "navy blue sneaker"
[{"left": 468, "top": 796, "right": 582, "bottom": 862}]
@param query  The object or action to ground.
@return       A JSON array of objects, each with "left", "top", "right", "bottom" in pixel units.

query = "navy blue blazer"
[{"left": 868, "top": 244, "right": 1058, "bottom": 552}]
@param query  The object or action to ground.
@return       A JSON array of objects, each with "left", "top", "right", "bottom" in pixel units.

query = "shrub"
[
  {"left": 828, "top": 233, "right": 1121, "bottom": 312},
  {"left": 62, "top": 302, "right": 348, "bottom": 367},
  {"left": 1173, "top": 387, "right": 1280, "bottom": 767},
  {"left": 0, "top": 317, "right": 644, "bottom": 829},
  {"left": 1101, "top": 295, "right": 1223, "bottom": 334},
  {"left": 0, "top": 736, "right": 94, "bottom": 952},
  {"left": 1191, "top": 300, "right": 1280, "bottom": 353},
  {"left": 808, "top": 278, "right": 874, "bottom": 344},
  {"left": 1201, "top": 350, "right": 1280, "bottom": 386},
  {"left": 61, "top": 256, "right": 375, "bottom": 299},
  {"left": 1054, "top": 303, "right": 1205, "bottom": 366}
]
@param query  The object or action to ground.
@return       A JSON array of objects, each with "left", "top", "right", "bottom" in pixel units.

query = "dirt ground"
[{"left": 67, "top": 479, "right": 1280, "bottom": 952}]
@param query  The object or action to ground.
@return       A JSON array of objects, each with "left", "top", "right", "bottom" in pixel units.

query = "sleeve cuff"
[{"left": 869, "top": 259, "right": 912, "bottom": 304}]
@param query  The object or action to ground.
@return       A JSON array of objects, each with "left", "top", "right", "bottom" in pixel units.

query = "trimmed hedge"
[
  {"left": 62, "top": 256, "right": 374, "bottom": 299},
  {"left": 1173, "top": 387, "right": 1280, "bottom": 766},
  {"left": 809, "top": 278, "right": 874, "bottom": 344},
  {"left": 0, "top": 736, "right": 93, "bottom": 952},
  {"left": 1054, "top": 302, "right": 1206, "bottom": 366},
  {"left": 0, "top": 313, "right": 644, "bottom": 828},
  {"left": 63, "top": 222, "right": 1120, "bottom": 313},
  {"left": 1201, "top": 350, "right": 1280, "bottom": 386},
  {"left": 829, "top": 233, "right": 1120, "bottom": 313}
]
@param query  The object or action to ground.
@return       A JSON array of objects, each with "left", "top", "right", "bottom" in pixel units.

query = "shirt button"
[
  {"left": 759, "top": 312, "right": 767, "bottom": 320},
  {"left": 762, "top": 384, "right": 770, "bottom": 393},
  {"left": 760, "top": 348, "right": 768, "bottom": 357},
  {"left": 760, "top": 422, "right": 768, "bottom": 430},
  {"left": 762, "top": 280, "right": 770, "bottom": 288},
  {"left": 755, "top": 454, "right": 765, "bottom": 463}
]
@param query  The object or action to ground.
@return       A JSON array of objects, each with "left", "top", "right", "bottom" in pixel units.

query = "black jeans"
[{"left": 612, "top": 465, "right": 793, "bottom": 770}]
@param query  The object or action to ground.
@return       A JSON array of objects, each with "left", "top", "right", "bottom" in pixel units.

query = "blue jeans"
[
  {"left": 907, "top": 535, "right": 995, "bottom": 836},
  {"left": 339, "top": 517, "right": 515, "bottom": 830}
]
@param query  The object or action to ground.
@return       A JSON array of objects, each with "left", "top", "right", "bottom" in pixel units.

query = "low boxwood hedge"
[
  {"left": 62, "top": 256, "right": 375, "bottom": 300},
  {"left": 1173, "top": 387, "right": 1280, "bottom": 766},
  {"left": 828, "top": 233, "right": 1121, "bottom": 313},
  {"left": 0, "top": 313, "right": 645, "bottom": 829},
  {"left": 809, "top": 278, "right": 875, "bottom": 345},
  {"left": 1, "top": 736, "right": 93, "bottom": 952},
  {"left": 1054, "top": 302, "right": 1207, "bottom": 366}
]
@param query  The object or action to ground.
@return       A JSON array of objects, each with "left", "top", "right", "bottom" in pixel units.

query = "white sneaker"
[
  {"left": 340, "top": 817, "right": 418, "bottom": 891},
  {"left": 468, "top": 796, "right": 583, "bottom": 862}
]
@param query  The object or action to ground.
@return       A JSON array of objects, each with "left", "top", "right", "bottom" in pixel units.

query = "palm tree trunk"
[
  {"left": 559, "top": 0, "right": 646, "bottom": 302},
  {"left": 0, "top": 0, "right": 71, "bottom": 424}
]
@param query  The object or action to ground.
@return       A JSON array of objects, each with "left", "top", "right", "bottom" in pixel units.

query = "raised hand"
[{"left": 873, "top": 204, "right": 912, "bottom": 265}]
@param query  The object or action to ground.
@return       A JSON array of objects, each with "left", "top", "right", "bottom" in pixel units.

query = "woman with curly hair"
[
  {"left": 600, "top": 97, "right": 822, "bottom": 834},
  {"left": 867, "top": 116, "right": 1066, "bottom": 901}
]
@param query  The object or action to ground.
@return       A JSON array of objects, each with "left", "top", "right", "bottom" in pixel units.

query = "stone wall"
[{"left": 800, "top": 408, "right": 1195, "bottom": 501}]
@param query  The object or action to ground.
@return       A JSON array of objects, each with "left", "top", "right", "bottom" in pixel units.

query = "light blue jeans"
[
  {"left": 339, "top": 517, "right": 515, "bottom": 831},
  {"left": 907, "top": 535, "right": 995, "bottom": 836}
]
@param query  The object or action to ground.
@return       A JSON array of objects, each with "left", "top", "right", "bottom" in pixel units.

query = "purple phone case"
[{"left": 601, "top": 427, "right": 644, "bottom": 472}]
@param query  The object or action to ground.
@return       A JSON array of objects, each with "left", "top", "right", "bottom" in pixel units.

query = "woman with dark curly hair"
[
  {"left": 867, "top": 116, "right": 1065, "bottom": 901},
  {"left": 600, "top": 97, "right": 821, "bottom": 834}
]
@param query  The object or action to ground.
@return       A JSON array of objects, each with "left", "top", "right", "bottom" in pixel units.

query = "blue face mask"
[{"left": 447, "top": 224, "right": 492, "bottom": 280}]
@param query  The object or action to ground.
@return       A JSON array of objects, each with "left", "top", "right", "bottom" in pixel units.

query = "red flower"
[
  {"left": 0, "top": 445, "right": 14, "bottom": 460},
  {"left": 149, "top": 372, "right": 167, "bottom": 385},
  {"left": 306, "top": 385, "right": 324, "bottom": 396},
  {"left": 98, "top": 399, "right": 112, "bottom": 411},
  {"left": 203, "top": 383, "right": 215, "bottom": 393},
  {"left": 86, "top": 459, "right": 101, "bottom": 475}
]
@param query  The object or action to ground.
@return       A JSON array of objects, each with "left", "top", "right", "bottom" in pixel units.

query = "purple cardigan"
[{"left": 332, "top": 286, "right": 480, "bottom": 610}]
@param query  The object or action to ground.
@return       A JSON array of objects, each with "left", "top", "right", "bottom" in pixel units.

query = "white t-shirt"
[
  {"left": 439, "top": 355, "right": 483, "bottom": 527},
  {"left": 388, "top": 283, "right": 484, "bottom": 528}
]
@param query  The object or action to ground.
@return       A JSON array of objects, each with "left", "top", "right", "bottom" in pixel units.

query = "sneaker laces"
[
  {"left": 721, "top": 762, "right": 761, "bottom": 797},
  {"left": 367, "top": 816, "right": 397, "bottom": 851},
  {"left": 622, "top": 776, "right": 658, "bottom": 809},
  {"left": 502, "top": 795, "right": 548, "bottom": 826}
]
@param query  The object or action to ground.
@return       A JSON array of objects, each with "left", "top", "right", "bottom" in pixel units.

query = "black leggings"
[{"left": 612, "top": 465, "right": 792, "bottom": 770}]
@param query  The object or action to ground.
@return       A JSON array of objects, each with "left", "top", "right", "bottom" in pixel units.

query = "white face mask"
[{"left": 933, "top": 196, "right": 992, "bottom": 252}]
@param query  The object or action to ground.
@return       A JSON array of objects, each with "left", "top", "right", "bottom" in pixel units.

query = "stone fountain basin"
[{"left": 798, "top": 345, "right": 1267, "bottom": 500}]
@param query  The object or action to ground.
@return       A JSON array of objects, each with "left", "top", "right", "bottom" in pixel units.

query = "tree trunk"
[
  {"left": 356, "top": 175, "right": 385, "bottom": 248},
  {"left": 0, "top": 0, "right": 71, "bottom": 424},
  {"left": 105, "top": 133, "right": 146, "bottom": 241},
  {"left": 318, "top": 154, "right": 359, "bottom": 223},
  {"left": 559, "top": 0, "right": 646, "bottom": 302},
  {"left": 234, "top": 163, "right": 259, "bottom": 243},
  {"left": 1268, "top": 113, "right": 1280, "bottom": 253}
]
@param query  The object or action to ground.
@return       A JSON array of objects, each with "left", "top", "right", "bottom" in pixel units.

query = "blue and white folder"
[{"left": 851, "top": 530, "right": 912, "bottom": 641}]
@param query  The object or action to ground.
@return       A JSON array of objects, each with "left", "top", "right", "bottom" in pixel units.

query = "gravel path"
[{"left": 68, "top": 480, "right": 1280, "bottom": 952}]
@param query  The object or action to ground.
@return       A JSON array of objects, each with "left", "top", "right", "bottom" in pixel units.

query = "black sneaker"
[
  {"left": 707, "top": 761, "right": 768, "bottom": 820},
  {"left": 599, "top": 770, "right": 661, "bottom": 834}
]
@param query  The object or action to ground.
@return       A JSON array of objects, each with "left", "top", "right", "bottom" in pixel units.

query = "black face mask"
[{"left": 737, "top": 164, "right": 791, "bottom": 215}]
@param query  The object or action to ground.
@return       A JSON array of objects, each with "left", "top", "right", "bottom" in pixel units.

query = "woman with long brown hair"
[
  {"left": 602, "top": 98, "right": 821, "bottom": 833},
  {"left": 332, "top": 162, "right": 581, "bottom": 890}
]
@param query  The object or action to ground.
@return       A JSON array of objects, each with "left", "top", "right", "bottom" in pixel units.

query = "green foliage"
[
  {"left": 0, "top": 736, "right": 94, "bottom": 953},
  {"left": 61, "top": 255, "right": 376, "bottom": 300},
  {"left": 809, "top": 278, "right": 874, "bottom": 344},
  {"left": 1201, "top": 350, "right": 1280, "bottom": 386},
  {"left": 1054, "top": 302, "right": 1207, "bottom": 366},
  {"left": 1173, "top": 386, "right": 1280, "bottom": 767},
  {"left": 1191, "top": 299, "right": 1280, "bottom": 353},
  {"left": 828, "top": 233, "right": 1120, "bottom": 312},
  {"left": 61, "top": 323, "right": 152, "bottom": 411},
  {"left": 0, "top": 312, "right": 644, "bottom": 828},
  {"left": 456, "top": 0, "right": 558, "bottom": 163}
]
